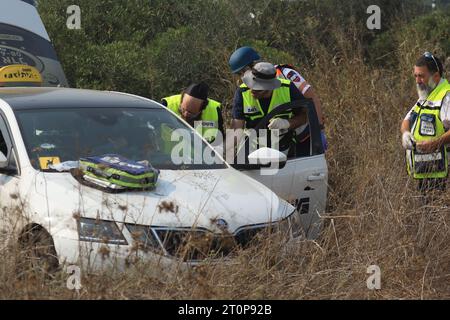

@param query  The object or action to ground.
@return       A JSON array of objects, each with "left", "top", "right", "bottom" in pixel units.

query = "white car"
[{"left": 0, "top": 87, "right": 328, "bottom": 273}]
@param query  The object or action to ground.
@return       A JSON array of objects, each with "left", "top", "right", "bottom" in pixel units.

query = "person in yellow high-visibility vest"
[
  {"left": 228, "top": 46, "right": 327, "bottom": 151},
  {"left": 400, "top": 52, "right": 450, "bottom": 192},
  {"left": 229, "top": 62, "right": 309, "bottom": 158},
  {"left": 161, "top": 82, "right": 224, "bottom": 144}
]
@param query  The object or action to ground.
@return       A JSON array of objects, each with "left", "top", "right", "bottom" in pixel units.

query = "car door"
[
  {"left": 0, "top": 111, "right": 20, "bottom": 245},
  {"left": 237, "top": 100, "right": 328, "bottom": 238}
]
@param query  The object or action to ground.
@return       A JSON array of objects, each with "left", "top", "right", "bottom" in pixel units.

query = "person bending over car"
[{"left": 161, "top": 82, "right": 224, "bottom": 144}]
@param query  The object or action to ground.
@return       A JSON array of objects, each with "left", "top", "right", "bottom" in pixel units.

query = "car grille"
[
  {"left": 234, "top": 225, "right": 268, "bottom": 248},
  {"left": 126, "top": 219, "right": 288, "bottom": 262},
  {"left": 154, "top": 228, "right": 236, "bottom": 261}
]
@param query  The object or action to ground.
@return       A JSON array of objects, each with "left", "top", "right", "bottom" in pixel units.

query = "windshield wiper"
[{"left": 41, "top": 168, "right": 60, "bottom": 173}]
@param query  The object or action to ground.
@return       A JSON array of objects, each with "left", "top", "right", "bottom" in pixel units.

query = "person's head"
[
  {"left": 414, "top": 52, "right": 443, "bottom": 99},
  {"left": 179, "top": 82, "right": 209, "bottom": 122},
  {"left": 229, "top": 46, "right": 261, "bottom": 76},
  {"left": 242, "top": 62, "right": 281, "bottom": 99}
]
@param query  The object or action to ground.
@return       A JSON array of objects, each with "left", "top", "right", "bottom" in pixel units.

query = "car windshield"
[{"left": 14, "top": 107, "right": 226, "bottom": 171}]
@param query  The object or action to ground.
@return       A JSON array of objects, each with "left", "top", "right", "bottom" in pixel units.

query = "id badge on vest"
[
  {"left": 244, "top": 106, "right": 259, "bottom": 114},
  {"left": 201, "top": 121, "right": 216, "bottom": 128},
  {"left": 419, "top": 114, "right": 436, "bottom": 136}
]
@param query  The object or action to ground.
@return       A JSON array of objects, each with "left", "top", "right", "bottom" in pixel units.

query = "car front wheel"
[{"left": 16, "top": 225, "right": 59, "bottom": 277}]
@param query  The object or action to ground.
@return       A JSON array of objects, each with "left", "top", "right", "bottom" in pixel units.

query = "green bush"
[
  {"left": 368, "top": 9, "right": 450, "bottom": 69},
  {"left": 73, "top": 41, "right": 151, "bottom": 95},
  {"left": 242, "top": 39, "right": 296, "bottom": 66},
  {"left": 147, "top": 27, "right": 219, "bottom": 99},
  {"left": 36, "top": 0, "right": 448, "bottom": 101}
]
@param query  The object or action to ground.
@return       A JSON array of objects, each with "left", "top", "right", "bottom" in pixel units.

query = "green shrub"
[
  {"left": 73, "top": 41, "right": 151, "bottom": 95},
  {"left": 369, "top": 9, "right": 450, "bottom": 69},
  {"left": 147, "top": 27, "right": 219, "bottom": 99}
]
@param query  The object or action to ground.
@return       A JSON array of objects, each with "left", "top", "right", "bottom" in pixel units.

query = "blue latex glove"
[{"left": 321, "top": 130, "right": 328, "bottom": 151}]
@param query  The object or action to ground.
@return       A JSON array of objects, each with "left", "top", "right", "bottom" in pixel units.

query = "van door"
[{"left": 0, "top": 111, "right": 20, "bottom": 245}]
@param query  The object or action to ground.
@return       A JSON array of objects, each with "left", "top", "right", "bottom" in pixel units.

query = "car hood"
[{"left": 37, "top": 168, "right": 294, "bottom": 234}]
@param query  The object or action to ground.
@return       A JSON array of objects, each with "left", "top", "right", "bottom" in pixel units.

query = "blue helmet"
[{"left": 229, "top": 46, "right": 261, "bottom": 74}]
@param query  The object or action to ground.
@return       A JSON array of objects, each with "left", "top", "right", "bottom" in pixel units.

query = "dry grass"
[{"left": 0, "top": 25, "right": 449, "bottom": 300}]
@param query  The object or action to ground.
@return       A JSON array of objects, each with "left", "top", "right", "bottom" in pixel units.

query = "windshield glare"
[{"left": 15, "top": 107, "right": 225, "bottom": 171}]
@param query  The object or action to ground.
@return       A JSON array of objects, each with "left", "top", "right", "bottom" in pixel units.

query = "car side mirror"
[
  {"left": 248, "top": 147, "right": 287, "bottom": 169},
  {"left": 0, "top": 150, "right": 17, "bottom": 175}
]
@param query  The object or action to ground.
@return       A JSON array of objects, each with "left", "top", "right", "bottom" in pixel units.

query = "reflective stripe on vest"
[
  {"left": 407, "top": 79, "right": 450, "bottom": 179},
  {"left": 163, "top": 94, "right": 221, "bottom": 143},
  {"left": 240, "top": 79, "right": 292, "bottom": 128}
]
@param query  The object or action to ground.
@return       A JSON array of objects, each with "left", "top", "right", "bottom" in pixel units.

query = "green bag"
[{"left": 79, "top": 154, "right": 159, "bottom": 190}]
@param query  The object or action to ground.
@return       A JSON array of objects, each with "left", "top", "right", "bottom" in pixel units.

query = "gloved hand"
[
  {"left": 402, "top": 131, "right": 415, "bottom": 150},
  {"left": 268, "top": 118, "right": 290, "bottom": 130}
]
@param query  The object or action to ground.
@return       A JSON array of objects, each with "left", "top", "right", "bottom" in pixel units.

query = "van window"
[
  {"left": 21, "top": 0, "right": 36, "bottom": 5},
  {"left": 0, "top": 23, "right": 68, "bottom": 87}
]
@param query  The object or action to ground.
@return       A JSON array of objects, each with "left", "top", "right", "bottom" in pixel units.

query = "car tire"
[{"left": 16, "top": 225, "right": 59, "bottom": 277}]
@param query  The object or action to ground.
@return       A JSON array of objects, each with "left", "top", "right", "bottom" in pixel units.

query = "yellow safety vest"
[
  {"left": 240, "top": 79, "right": 293, "bottom": 128},
  {"left": 407, "top": 79, "right": 450, "bottom": 179},
  {"left": 163, "top": 94, "right": 221, "bottom": 143}
]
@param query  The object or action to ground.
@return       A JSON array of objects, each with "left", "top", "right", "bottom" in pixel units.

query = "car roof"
[{"left": 0, "top": 87, "right": 163, "bottom": 110}]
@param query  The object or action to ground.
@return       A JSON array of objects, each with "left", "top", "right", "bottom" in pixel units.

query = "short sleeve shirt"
[{"left": 276, "top": 65, "right": 311, "bottom": 95}]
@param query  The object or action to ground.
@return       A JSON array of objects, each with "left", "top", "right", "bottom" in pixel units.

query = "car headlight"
[{"left": 78, "top": 218, "right": 128, "bottom": 245}]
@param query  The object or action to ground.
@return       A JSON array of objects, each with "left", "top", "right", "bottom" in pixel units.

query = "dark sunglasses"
[{"left": 423, "top": 51, "right": 440, "bottom": 73}]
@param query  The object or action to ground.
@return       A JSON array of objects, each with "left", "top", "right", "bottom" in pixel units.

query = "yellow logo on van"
[{"left": 0, "top": 64, "right": 43, "bottom": 86}]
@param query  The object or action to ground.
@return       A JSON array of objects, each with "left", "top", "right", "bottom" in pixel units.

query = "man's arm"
[
  {"left": 208, "top": 107, "right": 226, "bottom": 148},
  {"left": 400, "top": 103, "right": 419, "bottom": 150},
  {"left": 217, "top": 107, "right": 225, "bottom": 135},
  {"left": 401, "top": 118, "right": 411, "bottom": 134},
  {"left": 416, "top": 130, "right": 450, "bottom": 153},
  {"left": 288, "top": 82, "right": 309, "bottom": 130},
  {"left": 303, "top": 87, "right": 324, "bottom": 126},
  {"left": 230, "top": 88, "right": 246, "bottom": 130},
  {"left": 280, "top": 67, "right": 324, "bottom": 126},
  {"left": 225, "top": 90, "right": 246, "bottom": 161},
  {"left": 288, "top": 109, "right": 308, "bottom": 129}
]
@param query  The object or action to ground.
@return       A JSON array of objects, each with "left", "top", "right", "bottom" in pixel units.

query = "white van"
[{"left": 0, "top": 0, "right": 68, "bottom": 87}]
